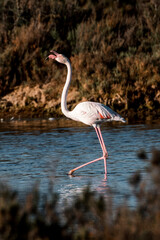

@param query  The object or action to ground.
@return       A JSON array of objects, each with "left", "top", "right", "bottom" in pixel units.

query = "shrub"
[
  {"left": 0, "top": 149, "right": 160, "bottom": 239},
  {"left": 0, "top": 0, "right": 160, "bottom": 119}
]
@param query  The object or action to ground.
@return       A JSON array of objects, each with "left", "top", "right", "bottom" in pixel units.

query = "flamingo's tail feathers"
[{"left": 112, "top": 115, "right": 126, "bottom": 123}]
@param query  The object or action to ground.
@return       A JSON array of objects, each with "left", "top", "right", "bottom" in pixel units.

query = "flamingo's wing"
[{"left": 70, "top": 101, "right": 125, "bottom": 126}]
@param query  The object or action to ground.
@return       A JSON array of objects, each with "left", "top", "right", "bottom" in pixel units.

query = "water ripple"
[{"left": 0, "top": 119, "right": 160, "bottom": 208}]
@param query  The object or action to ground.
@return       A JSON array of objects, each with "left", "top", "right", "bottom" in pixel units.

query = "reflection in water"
[{"left": 0, "top": 119, "right": 160, "bottom": 208}]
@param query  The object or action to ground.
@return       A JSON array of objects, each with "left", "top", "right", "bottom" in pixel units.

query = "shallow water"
[{"left": 0, "top": 119, "right": 160, "bottom": 208}]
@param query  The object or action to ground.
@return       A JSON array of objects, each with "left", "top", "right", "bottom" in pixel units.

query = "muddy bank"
[
  {"left": 0, "top": 83, "right": 79, "bottom": 120},
  {"left": 0, "top": 82, "right": 159, "bottom": 122}
]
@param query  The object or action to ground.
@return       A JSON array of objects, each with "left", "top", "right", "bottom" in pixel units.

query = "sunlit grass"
[{"left": 0, "top": 0, "right": 160, "bottom": 120}]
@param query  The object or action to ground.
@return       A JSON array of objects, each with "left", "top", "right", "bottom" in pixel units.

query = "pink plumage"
[
  {"left": 70, "top": 101, "right": 125, "bottom": 126},
  {"left": 47, "top": 50, "right": 126, "bottom": 177}
]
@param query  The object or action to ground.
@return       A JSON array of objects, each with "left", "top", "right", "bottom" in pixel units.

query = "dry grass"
[{"left": 0, "top": 0, "right": 160, "bottom": 119}]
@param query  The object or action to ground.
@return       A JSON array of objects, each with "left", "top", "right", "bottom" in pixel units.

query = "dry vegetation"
[
  {"left": 0, "top": 0, "right": 160, "bottom": 120},
  {"left": 0, "top": 149, "right": 160, "bottom": 240}
]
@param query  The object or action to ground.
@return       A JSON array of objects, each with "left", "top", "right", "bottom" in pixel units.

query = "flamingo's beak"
[
  {"left": 50, "top": 50, "right": 58, "bottom": 56},
  {"left": 46, "top": 50, "right": 58, "bottom": 60}
]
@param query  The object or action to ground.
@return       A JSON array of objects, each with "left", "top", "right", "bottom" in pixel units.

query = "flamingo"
[{"left": 47, "top": 50, "right": 126, "bottom": 177}]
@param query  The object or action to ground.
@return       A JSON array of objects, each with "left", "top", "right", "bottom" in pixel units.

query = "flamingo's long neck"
[{"left": 61, "top": 61, "right": 72, "bottom": 118}]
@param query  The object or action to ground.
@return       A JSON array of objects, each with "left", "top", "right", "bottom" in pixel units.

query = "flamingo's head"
[{"left": 46, "top": 51, "right": 69, "bottom": 64}]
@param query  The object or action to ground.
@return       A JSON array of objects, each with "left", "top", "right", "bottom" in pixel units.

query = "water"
[{"left": 0, "top": 119, "right": 160, "bottom": 208}]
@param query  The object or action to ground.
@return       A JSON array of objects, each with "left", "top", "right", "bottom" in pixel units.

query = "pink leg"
[
  {"left": 68, "top": 126, "right": 108, "bottom": 176},
  {"left": 95, "top": 126, "right": 108, "bottom": 158},
  {"left": 94, "top": 126, "right": 107, "bottom": 176},
  {"left": 68, "top": 156, "right": 104, "bottom": 175}
]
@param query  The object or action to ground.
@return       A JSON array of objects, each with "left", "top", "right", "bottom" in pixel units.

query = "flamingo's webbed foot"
[{"left": 68, "top": 169, "right": 74, "bottom": 175}]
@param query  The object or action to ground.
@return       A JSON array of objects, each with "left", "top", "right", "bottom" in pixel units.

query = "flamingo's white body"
[{"left": 48, "top": 51, "right": 125, "bottom": 177}]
